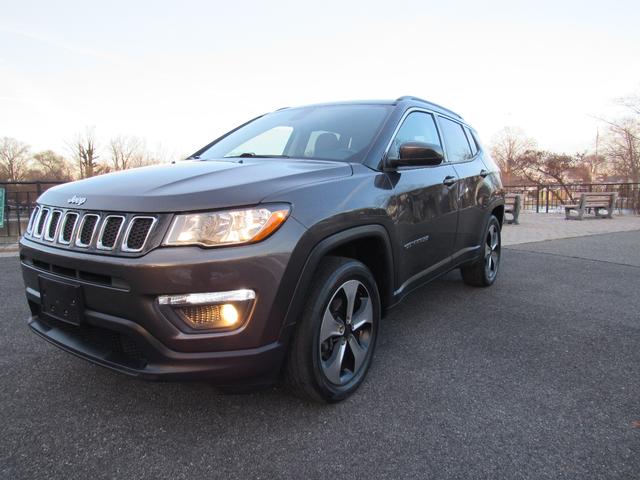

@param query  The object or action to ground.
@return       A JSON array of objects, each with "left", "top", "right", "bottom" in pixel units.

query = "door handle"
[
  {"left": 443, "top": 176, "right": 457, "bottom": 187},
  {"left": 480, "top": 169, "right": 489, "bottom": 178}
]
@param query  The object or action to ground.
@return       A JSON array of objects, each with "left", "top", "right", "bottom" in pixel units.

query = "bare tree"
[
  {"left": 70, "top": 128, "right": 100, "bottom": 178},
  {"left": 145, "top": 143, "right": 174, "bottom": 166},
  {"left": 578, "top": 153, "right": 608, "bottom": 182},
  {"left": 490, "top": 127, "right": 537, "bottom": 184},
  {"left": 616, "top": 91, "right": 640, "bottom": 116},
  {"left": 0, "top": 137, "right": 31, "bottom": 181},
  {"left": 576, "top": 131, "right": 610, "bottom": 183},
  {"left": 512, "top": 150, "right": 578, "bottom": 200},
  {"left": 108, "top": 135, "right": 146, "bottom": 170},
  {"left": 604, "top": 118, "right": 640, "bottom": 183},
  {"left": 32, "top": 150, "right": 74, "bottom": 181},
  {"left": 108, "top": 136, "right": 170, "bottom": 170},
  {"left": 594, "top": 88, "right": 640, "bottom": 183}
]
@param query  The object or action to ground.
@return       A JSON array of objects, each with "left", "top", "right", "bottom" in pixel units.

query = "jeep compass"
[{"left": 20, "top": 96, "right": 504, "bottom": 402}]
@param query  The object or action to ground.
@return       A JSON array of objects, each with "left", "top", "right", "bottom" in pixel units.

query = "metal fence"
[
  {"left": 0, "top": 181, "right": 64, "bottom": 242},
  {"left": 503, "top": 182, "right": 640, "bottom": 214},
  {"left": 1, "top": 180, "right": 638, "bottom": 242}
]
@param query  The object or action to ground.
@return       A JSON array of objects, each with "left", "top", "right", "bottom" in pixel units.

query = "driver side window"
[
  {"left": 388, "top": 112, "right": 441, "bottom": 160},
  {"left": 304, "top": 130, "right": 342, "bottom": 157}
]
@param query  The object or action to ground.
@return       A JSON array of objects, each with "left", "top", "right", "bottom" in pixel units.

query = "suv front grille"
[
  {"left": 124, "top": 217, "right": 155, "bottom": 252},
  {"left": 98, "top": 216, "right": 125, "bottom": 249},
  {"left": 24, "top": 205, "right": 164, "bottom": 256},
  {"left": 26, "top": 206, "right": 40, "bottom": 234},
  {"left": 59, "top": 212, "right": 79, "bottom": 244},
  {"left": 77, "top": 214, "right": 99, "bottom": 247},
  {"left": 34, "top": 207, "right": 50, "bottom": 238},
  {"left": 45, "top": 210, "right": 62, "bottom": 241}
]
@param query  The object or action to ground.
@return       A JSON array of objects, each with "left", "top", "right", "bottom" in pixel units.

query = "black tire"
[
  {"left": 460, "top": 215, "right": 501, "bottom": 287},
  {"left": 285, "top": 256, "right": 380, "bottom": 403}
]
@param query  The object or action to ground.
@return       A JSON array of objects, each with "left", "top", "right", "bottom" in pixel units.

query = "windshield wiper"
[{"left": 225, "top": 153, "right": 290, "bottom": 158}]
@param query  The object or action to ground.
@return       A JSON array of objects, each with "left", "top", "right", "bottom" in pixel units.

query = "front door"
[{"left": 387, "top": 111, "right": 459, "bottom": 291}]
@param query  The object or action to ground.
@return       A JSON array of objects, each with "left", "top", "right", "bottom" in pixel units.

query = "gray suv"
[{"left": 20, "top": 96, "right": 504, "bottom": 402}]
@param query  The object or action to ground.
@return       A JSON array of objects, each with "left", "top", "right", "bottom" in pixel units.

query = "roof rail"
[{"left": 395, "top": 96, "right": 462, "bottom": 119}]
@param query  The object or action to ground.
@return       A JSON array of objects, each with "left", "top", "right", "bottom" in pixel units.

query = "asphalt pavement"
[{"left": 1, "top": 231, "right": 639, "bottom": 479}]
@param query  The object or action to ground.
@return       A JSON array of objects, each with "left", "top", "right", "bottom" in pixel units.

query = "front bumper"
[
  {"left": 27, "top": 305, "right": 286, "bottom": 381},
  {"left": 19, "top": 218, "right": 306, "bottom": 382}
]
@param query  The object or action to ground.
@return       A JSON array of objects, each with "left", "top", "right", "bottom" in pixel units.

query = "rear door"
[
  {"left": 437, "top": 116, "right": 492, "bottom": 261},
  {"left": 388, "top": 111, "right": 459, "bottom": 289}
]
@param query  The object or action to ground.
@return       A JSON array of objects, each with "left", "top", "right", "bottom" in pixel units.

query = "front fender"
[{"left": 275, "top": 224, "right": 395, "bottom": 343}]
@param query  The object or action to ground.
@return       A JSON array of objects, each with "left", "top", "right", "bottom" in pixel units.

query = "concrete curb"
[{"left": 0, "top": 244, "right": 19, "bottom": 257}]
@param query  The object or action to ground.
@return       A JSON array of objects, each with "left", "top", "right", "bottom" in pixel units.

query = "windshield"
[{"left": 197, "top": 104, "right": 392, "bottom": 163}]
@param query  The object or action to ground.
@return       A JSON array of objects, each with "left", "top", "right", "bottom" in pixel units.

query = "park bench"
[
  {"left": 504, "top": 193, "right": 521, "bottom": 224},
  {"left": 564, "top": 192, "right": 617, "bottom": 220}
]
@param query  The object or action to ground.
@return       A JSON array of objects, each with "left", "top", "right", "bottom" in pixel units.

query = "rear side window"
[
  {"left": 438, "top": 117, "right": 473, "bottom": 163},
  {"left": 463, "top": 126, "right": 479, "bottom": 156},
  {"left": 388, "top": 112, "right": 441, "bottom": 160}
]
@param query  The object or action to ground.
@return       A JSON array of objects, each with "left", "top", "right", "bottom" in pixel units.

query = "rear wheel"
[
  {"left": 461, "top": 215, "right": 501, "bottom": 287},
  {"left": 285, "top": 256, "right": 380, "bottom": 403}
]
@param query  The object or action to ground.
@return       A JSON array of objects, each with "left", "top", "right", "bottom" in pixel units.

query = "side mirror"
[{"left": 388, "top": 142, "right": 444, "bottom": 168}]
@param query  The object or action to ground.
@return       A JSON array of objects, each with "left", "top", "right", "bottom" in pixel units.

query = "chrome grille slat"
[
  {"left": 97, "top": 215, "right": 125, "bottom": 250},
  {"left": 75, "top": 214, "right": 100, "bottom": 248},
  {"left": 44, "top": 210, "right": 62, "bottom": 242},
  {"left": 34, "top": 207, "right": 50, "bottom": 238},
  {"left": 26, "top": 207, "right": 40, "bottom": 234},
  {"left": 122, "top": 216, "right": 156, "bottom": 252},
  {"left": 58, "top": 212, "right": 79, "bottom": 244}
]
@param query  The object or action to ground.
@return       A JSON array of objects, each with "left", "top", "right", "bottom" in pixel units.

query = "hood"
[{"left": 39, "top": 158, "right": 352, "bottom": 212}]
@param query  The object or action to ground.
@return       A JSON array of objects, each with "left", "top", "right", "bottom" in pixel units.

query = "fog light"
[
  {"left": 158, "top": 289, "right": 255, "bottom": 331},
  {"left": 220, "top": 303, "right": 238, "bottom": 326}
]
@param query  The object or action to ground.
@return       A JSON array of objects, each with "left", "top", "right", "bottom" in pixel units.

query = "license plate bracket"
[{"left": 38, "top": 276, "right": 85, "bottom": 326}]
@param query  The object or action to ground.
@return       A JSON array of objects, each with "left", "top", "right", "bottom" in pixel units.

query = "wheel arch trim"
[{"left": 279, "top": 224, "right": 395, "bottom": 340}]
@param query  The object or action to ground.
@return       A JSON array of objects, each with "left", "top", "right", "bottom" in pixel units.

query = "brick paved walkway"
[{"left": 502, "top": 212, "right": 640, "bottom": 245}]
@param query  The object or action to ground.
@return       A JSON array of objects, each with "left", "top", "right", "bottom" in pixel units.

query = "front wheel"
[
  {"left": 285, "top": 256, "right": 380, "bottom": 403},
  {"left": 460, "top": 215, "right": 501, "bottom": 287}
]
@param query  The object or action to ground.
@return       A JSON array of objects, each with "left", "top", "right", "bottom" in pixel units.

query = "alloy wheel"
[
  {"left": 484, "top": 223, "right": 500, "bottom": 281},
  {"left": 318, "top": 279, "right": 373, "bottom": 385}
]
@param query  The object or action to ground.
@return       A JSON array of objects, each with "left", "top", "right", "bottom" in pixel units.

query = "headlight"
[{"left": 163, "top": 206, "right": 290, "bottom": 247}]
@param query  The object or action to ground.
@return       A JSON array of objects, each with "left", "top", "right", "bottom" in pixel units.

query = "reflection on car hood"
[{"left": 39, "top": 158, "right": 352, "bottom": 212}]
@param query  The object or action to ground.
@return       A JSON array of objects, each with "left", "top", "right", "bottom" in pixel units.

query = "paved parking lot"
[
  {"left": 1, "top": 230, "right": 639, "bottom": 479},
  {"left": 501, "top": 211, "right": 640, "bottom": 246}
]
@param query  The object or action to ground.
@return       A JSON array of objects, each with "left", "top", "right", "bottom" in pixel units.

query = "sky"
[{"left": 1, "top": 0, "right": 639, "bottom": 159}]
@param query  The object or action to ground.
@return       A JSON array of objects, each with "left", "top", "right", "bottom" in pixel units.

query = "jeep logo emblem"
[{"left": 67, "top": 195, "right": 87, "bottom": 206}]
